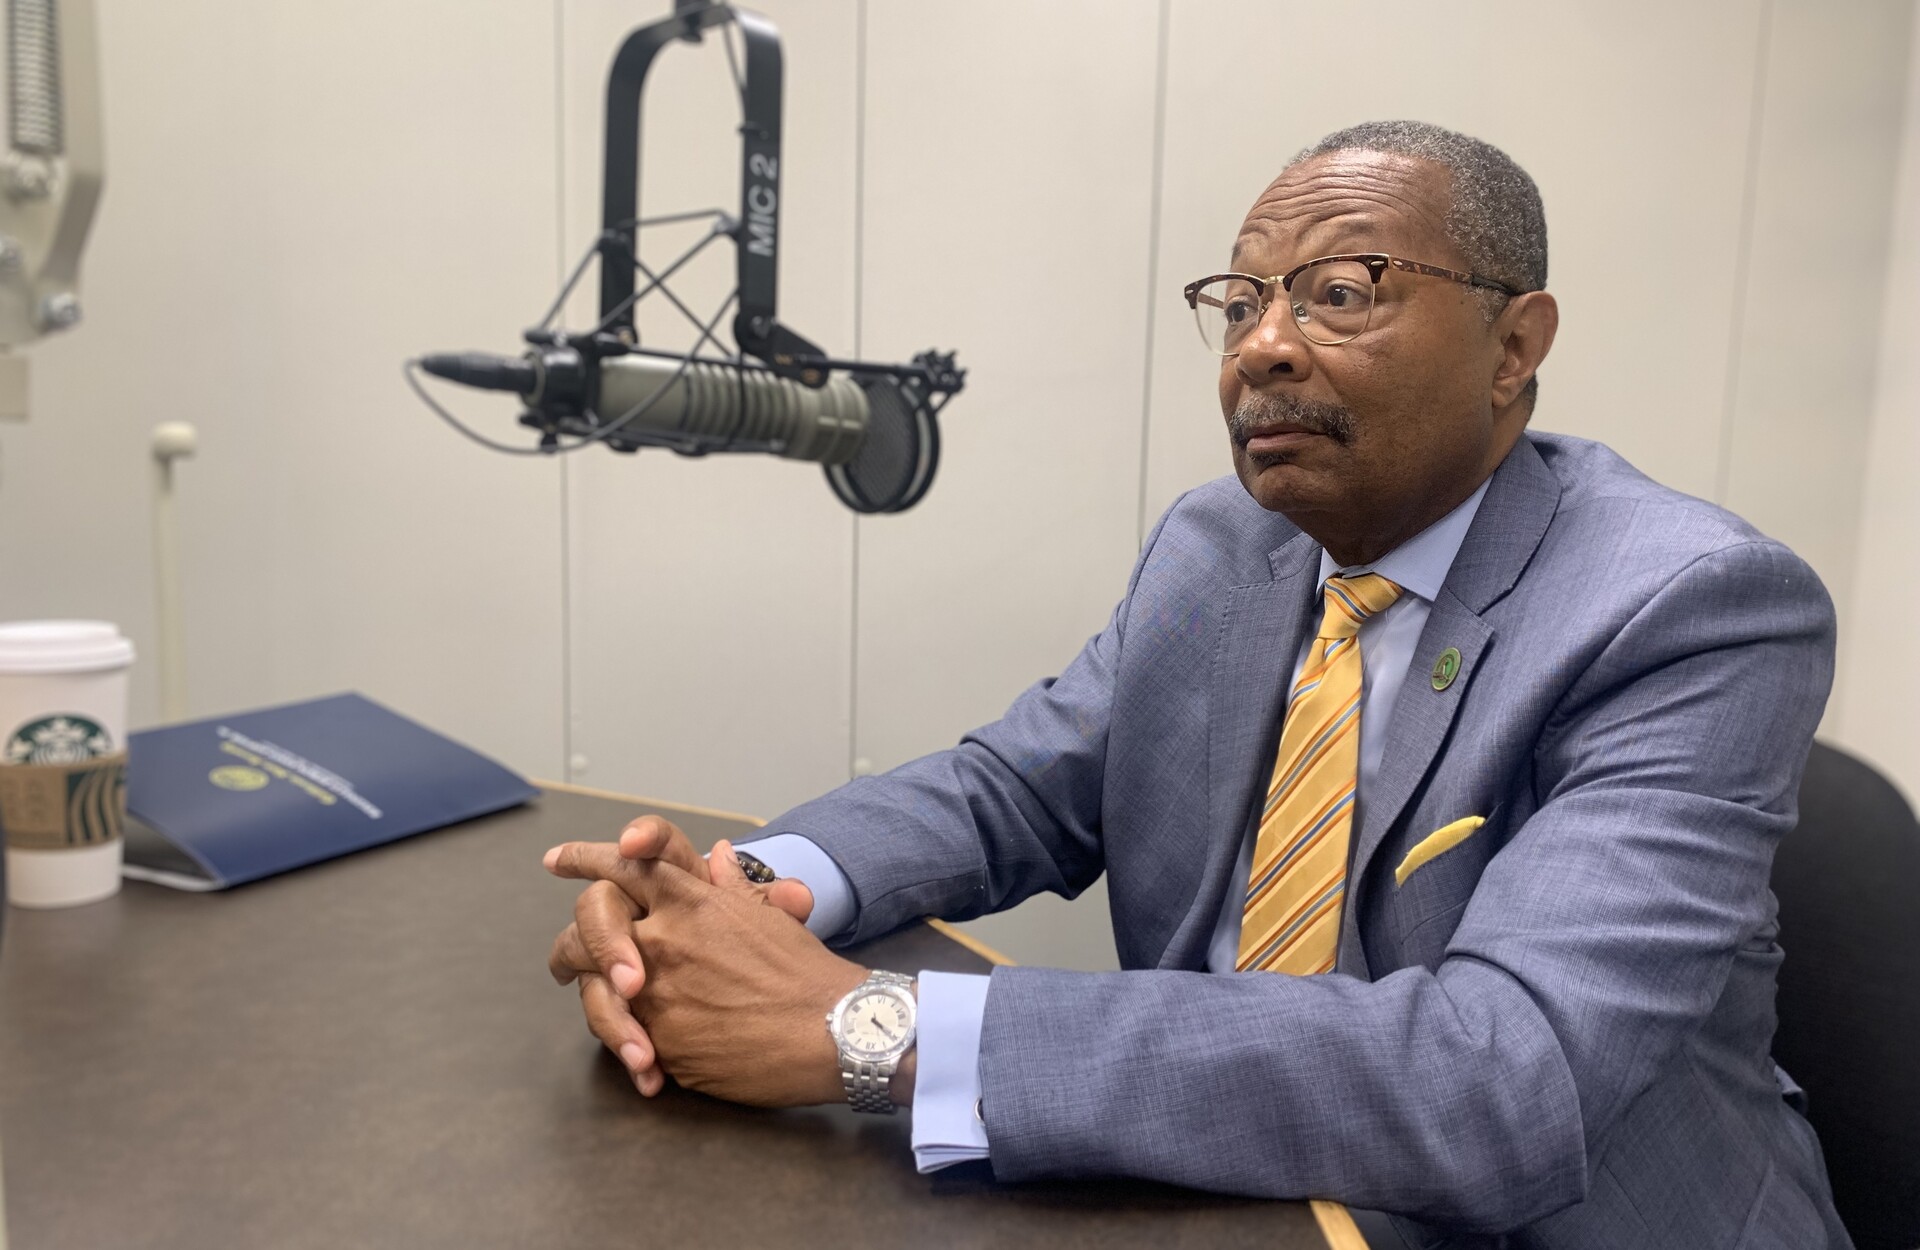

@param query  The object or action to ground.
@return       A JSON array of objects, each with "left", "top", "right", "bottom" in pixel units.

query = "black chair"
[{"left": 1773, "top": 740, "right": 1920, "bottom": 1250}]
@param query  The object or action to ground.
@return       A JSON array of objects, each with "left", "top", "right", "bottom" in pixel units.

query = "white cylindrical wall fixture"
[{"left": 150, "top": 421, "right": 196, "bottom": 724}]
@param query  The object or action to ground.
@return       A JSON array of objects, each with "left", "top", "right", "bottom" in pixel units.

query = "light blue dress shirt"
[{"left": 748, "top": 478, "right": 1491, "bottom": 1171}]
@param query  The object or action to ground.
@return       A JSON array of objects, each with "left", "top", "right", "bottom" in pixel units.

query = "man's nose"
[{"left": 1233, "top": 300, "right": 1315, "bottom": 384}]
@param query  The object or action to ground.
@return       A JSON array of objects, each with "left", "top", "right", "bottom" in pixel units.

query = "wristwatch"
[{"left": 826, "top": 969, "right": 917, "bottom": 1113}]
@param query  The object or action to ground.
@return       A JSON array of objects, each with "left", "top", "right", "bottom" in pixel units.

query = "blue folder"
[{"left": 124, "top": 692, "right": 537, "bottom": 890}]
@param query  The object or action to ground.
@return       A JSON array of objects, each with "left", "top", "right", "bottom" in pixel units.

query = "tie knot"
[{"left": 1318, "top": 573, "right": 1402, "bottom": 640}]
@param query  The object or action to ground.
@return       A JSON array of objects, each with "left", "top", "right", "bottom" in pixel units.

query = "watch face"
[{"left": 842, "top": 990, "right": 912, "bottom": 1057}]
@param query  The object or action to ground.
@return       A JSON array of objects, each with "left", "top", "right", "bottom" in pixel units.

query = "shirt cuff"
[
  {"left": 734, "top": 833, "right": 857, "bottom": 941},
  {"left": 910, "top": 970, "right": 992, "bottom": 1172}
]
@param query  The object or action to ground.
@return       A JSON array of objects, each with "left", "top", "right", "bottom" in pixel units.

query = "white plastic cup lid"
[{"left": 0, "top": 620, "right": 136, "bottom": 674}]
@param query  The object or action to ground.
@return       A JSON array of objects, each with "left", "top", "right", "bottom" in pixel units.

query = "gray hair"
[{"left": 1292, "top": 120, "right": 1547, "bottom": 406}]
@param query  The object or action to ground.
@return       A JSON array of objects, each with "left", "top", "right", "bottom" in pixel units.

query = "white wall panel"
[
  {"left": 0, "top": 1, "right": 567, "bottom": 776},
  {"left": 1720, "top": 0, "right": 1914, "bottom": 738},
  {"left": 1835, "top": 8, "right": 1920, "bottom": 803},
  {"left": 853, "top": 1, "right": 1165, "bottom": 970},
  {"left": 1143, "top": 1, "right": 1767, "bottom": 524},
  {"left": 560, "top": 2, "right": 863, "bottom": 819}
]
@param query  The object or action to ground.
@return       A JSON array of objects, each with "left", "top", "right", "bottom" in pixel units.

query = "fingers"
[
  {"left": 570, "top": 879, "right": 645, "bottom": 996},
  {"left": 547, "top": 827, "right": 705, "bottom": 1103},
  {"left": 548, "top": 917, "right": 645, "bottom": 995},
  {"left": 579, "top": 974, "right": 664, "bottom": 1097},
  {"left": 707, "top": 839, "right": 814, "bottom": 922},
  {"left": 618, "top": 815, "right": 708, "bottom": 881},
  {"left": 714, "top": 837, "right": 817, "bottom": 925},
  {"left": 709, "top": 839, "right": 746, "bottom": 887},
  {"left": 544, "top": 840, "right": 700, "bottom": 915},
  {"left": 710, "top": 844, "right": 814, "bottom": 925},
  {"left": 547, "top": 922, "right": 593, "bottom": 985},
  {"left": 544, "top": 839, "right": 635, "bottom": 884},
  {"left": 766, "top": 877, "right": 815, "bottom": 923}
]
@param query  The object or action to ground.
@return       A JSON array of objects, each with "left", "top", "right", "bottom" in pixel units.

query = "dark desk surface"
[{"left": 1, "top": 784, "right": 1356, "bottom": 1249}]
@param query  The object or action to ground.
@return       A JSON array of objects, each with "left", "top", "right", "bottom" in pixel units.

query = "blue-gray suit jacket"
[{"left": 763, "top": 432, "right": 1850, "bottom": 1248}]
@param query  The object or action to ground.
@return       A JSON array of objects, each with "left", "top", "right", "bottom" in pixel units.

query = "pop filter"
[{"left": 828, "top": 352, "right": 957, "bottom": 514}]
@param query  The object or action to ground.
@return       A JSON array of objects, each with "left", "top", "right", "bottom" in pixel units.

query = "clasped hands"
[{"left": 542, "top": 816, "right": 889, "bottom": 1107}]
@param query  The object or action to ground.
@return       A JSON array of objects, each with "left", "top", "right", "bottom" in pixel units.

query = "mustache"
[{"left": 1229, "top": 393, "right": 1356, "bottom": 445}]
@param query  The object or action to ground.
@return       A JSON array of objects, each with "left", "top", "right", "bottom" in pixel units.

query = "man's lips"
[{"left": 1240, "top": 425, "right": 1324, "bottom": 454}]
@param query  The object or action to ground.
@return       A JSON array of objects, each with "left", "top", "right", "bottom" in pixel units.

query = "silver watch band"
[
  {"left": 838, "top": 970, "right": 915, "bottom": 1115},
  {"left": 841, "top": 1060, "right": 898, "bottom": 1113}
]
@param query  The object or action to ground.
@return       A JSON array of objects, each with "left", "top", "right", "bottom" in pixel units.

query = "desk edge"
[
  {"left": 1311, "top": 1199, "right": 1367, "bottom": 1250},
  {"left": 534, "top": 779, "right": 767, "bottom": 828},
  {"left": 924, "top": 918, "right": 1015, "bottom": 967}
]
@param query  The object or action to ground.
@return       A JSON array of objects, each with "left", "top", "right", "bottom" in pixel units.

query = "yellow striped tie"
[{"left": 1237, "top": 572, "right": 1403, "bottom": 976}]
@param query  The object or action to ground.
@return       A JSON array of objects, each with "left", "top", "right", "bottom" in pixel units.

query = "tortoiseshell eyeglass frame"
[{"left": 1181, "top": 253, "right": 1523, "bottom": 353}]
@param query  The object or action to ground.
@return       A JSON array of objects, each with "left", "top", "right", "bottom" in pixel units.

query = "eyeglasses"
[{"left": 1182, "top": 253, "right": 1520, "bottom": 354}]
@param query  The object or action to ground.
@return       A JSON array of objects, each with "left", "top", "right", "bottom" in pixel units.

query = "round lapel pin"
[{"left": 1431, "top": 646, "right": 1462, "bottom": 691}]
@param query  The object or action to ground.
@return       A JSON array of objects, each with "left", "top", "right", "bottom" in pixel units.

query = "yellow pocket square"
[{"left": 1394, "top": 816, "right": 1485, "bottom": 887}]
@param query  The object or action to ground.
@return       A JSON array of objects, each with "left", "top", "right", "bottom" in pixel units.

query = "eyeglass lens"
[{"left": 1192, "top": 259, "right": 1377, "bottom": 353}]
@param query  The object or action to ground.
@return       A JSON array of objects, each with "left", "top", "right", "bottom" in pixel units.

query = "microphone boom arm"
[{"left": 600, "top": 1, "right": 825, "bottom": 382}]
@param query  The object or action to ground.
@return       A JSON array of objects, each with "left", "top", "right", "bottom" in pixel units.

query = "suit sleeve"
[
  {"left": 754, "top": 496, "right": 1188, "bottom": 947},
  {"left": 975, "top": 539, "right": 1835, "bottom": 1232}
]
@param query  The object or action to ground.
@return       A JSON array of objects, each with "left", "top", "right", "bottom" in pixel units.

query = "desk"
[{"left": 1, "top": 784, "right": 1360, "bottom": 1248}]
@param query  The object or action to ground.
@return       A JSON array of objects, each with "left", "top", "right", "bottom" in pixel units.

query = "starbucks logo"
[{"left": 4, "top": 714, "right": 115, "bottom": 765}]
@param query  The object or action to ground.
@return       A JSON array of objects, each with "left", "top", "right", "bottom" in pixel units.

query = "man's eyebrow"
[{"left": 1231, "top": 225, "right": 1384, "bottom": 274}]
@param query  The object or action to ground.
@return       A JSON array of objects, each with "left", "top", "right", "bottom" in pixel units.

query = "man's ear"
[{"left": 1491, "top": 290, "right": 1558, "bottom": 411}]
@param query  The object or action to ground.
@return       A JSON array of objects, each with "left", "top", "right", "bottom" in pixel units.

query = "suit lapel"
[
  {"left": 1343, "top": 591, "right": 1493, "bottom": 930},
  {"left": 1157, "top": 531, "right": 1319, "bottom": 970},
  {"left": 1344, "top": 437, "right": 1563, "bottom": 934}
]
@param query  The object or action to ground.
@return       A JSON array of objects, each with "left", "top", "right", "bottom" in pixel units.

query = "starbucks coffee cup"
[{"left": 0, "top": 621, "right": 135, "bottom": 908}]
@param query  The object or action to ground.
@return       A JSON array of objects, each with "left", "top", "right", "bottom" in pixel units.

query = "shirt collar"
[{"left": 1314, "top": 475, "right": 1493, "bottom": 604}]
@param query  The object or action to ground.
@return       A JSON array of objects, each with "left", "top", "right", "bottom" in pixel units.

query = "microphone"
[
  {"left": 411, "top": 2, "right": 965, "bottom": 514},
  {"left": 419, "top": 349, "right": 867, "bottom": 462},
  {"left": 417, "top": 343, "right": 959, "bottom": 513}
]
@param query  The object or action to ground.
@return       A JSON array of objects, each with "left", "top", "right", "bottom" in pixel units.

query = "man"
[{"left": 542, "top": 121, "right": 1850, "bottom": 1248}]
